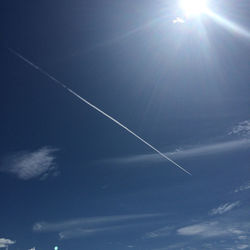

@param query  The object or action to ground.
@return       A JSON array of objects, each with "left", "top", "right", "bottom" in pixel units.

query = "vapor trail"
[{"left": 9, "top": 48, "right": 191, "bottom": 176}]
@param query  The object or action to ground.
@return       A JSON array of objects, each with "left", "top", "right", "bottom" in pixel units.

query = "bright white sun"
[{"left": 180, "top": 0, "right": 208, "bottom": 18}]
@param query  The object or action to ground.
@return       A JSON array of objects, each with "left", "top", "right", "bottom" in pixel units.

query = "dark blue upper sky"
[{"left": 0, "top": 0, "right": 250, "bottom": 249}]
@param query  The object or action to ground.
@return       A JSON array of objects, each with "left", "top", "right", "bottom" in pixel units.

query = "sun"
[{"left": 180, "top": 0, "right": 208, "bottom": 18}]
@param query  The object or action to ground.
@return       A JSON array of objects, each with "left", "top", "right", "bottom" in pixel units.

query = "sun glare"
[{"left": 180, "top": 0, "right": 208, "bottom": 18}]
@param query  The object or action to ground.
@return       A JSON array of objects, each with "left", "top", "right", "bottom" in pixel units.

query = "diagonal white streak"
[
  {"left": 206, "top": 10, "right": 250, "bottom": 40},
  {"left": 67, "top": 89, "right": 191, "bottom": 175},
  {"left": 9, "top": 48, "right": 191, "bottom": 176}
]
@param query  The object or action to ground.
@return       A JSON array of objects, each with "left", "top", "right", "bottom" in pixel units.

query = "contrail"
[{"left": 8, "top": 48, "right": 192, "bottom": 176}]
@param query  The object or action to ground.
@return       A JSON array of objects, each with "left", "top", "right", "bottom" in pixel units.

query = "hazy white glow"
[
  {"left": 180, "top": 0, "right": 208, "bottom": 17},
  {"left": 177, "top": 0, "right": 250, "bottom": 40},
  {"left": 206, "top": 9, "right": 250, "bottom": 39}
]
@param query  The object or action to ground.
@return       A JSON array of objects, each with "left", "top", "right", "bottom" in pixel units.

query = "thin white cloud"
[
  {"left": 146, "top": 221, "right": 245, "bottom": 240},
  {"left": 28, "top": 248, "right": 36, "bottom": 250},
  {"left": 0, "top": 238, "right": 15, "bottom": 248},
  {"left": 173, "top": 17, "right": 185, "bottom": 24},
  {"left": 229, "top": 120, "right": 250, "bottom": 137},
  {"left": 152, "top": 238, "right": 249, "bottom": 250},
  {"left": 210, "top": 201, "right": 240, "bottom": 216},
  {"left": 238, "top": 235, "right": 248, "bottom": 240},
  {"left": 33, "top": 213, "right": 160, "bottom": 232},
  {"left": 235, "top": 182, "right": 250, "bottom": 193},
  {"left": 154, "top": 243, "right": 189, "bottom": 250},
  {"left": 177, "top": 222, "right": 222, "bottom": 237},
  {"left": 59, "top": 224, "right": 140, "bottom": 239},
  {"left": 0, "top": 147, "right": 59, "bottom": 180},
  {"left": 34, "top": 213, "right": 162, "bottom": 239},
  {"left": 144, "top": 226, "right": 173, "bottom": 239},
  {"left": 108, "top": 139, "right": 250, "bottom": 165},
  {"left": 177, "top": 221, "right": 244, "bottom": 238},
  {"left": 147, "top": 209, "right": 250, "bottom": 249},
  {"left": 237, "top": 245, "right": 249, "bottom": 249}
]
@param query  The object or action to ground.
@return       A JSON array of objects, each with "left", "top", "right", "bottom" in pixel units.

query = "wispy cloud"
[
  {"left": 173, "top": 17, "right": 185, "bottom": 24},
  {"left": 146, "top": 213, "right": 250, "bottom": 241},
  {"left": 177, "top": 221, "right": 244, "bottom": 238},
  {"left": 107, "top": 139, "right": 250, "bottom": 165},
  {"left": 152, "top": 242, "right": 193, "bottom": 250},
  {"left": 177, "top": 222, "right": 222, "bottom": 237},
  {"left": 33, "top": 214, "right": 160, "bottom": 232},
  {"left": 33, "top": 213, "right": 162, "bottom": 239},
  {"left": 229, "top": 120, "right": 250, "bottom": 137},
  {"left": 238, "top": 236, "right": 248, "bottom": 240},
  {"left": 235, "top": 182, "right": 250, "bottom": 193},
  {"left": 0, "top": 238, "right": 15, "bottom": 248},
  {"left": 153, "top": 241, "right": 249, "bottom": 250},
  {"left": 146, "top": 194, "right": 250, "bottom": 250},
  {"left": 144, "top": 226, "right": 173, "bottom": 239},
  {"left": 237, "top": 245, "right": 249, "bottom": 250},
  {"left": 0, "top": 147, "right": 59, "bottom": 180},
  {"left": 210, "top": 201, "right": 240, "bottom": 216},
  {"left": 147, "top": 221, "right": 249, "bottom": 250},
  {"left": 59, "top": 224, "right": 143, "bottom": 240}
]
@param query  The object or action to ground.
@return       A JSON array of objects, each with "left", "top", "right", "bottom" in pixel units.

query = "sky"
[{"left": 0, "top": 0, "right": 250, "bottom": 249}]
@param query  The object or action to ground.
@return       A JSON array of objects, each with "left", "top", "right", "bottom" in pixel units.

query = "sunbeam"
[{"left": 206, "top": 9, "right": 250, "bottom": 40}]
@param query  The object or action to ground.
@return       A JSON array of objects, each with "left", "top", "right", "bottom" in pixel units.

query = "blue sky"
[{"left": 1, "top": 0, "right": 250, "bottom": 249}]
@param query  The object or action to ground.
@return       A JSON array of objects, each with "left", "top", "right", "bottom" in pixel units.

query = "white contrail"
[{"left": 8, "top": 48, "right": 191, "bottom": 176}]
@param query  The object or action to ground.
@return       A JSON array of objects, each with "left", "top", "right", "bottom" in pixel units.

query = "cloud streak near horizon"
[
  {"left": 33, "top": 213, "right": 163, "bottom": 240},
  {"left": 106, "top": 138, "right": 250, "bottom": 165},
  {"left": 144, "top": 179, "right": 250, "bottom": 250},
  {"left": 176, "top": 220, "right": 245, "bottom": 238}
]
